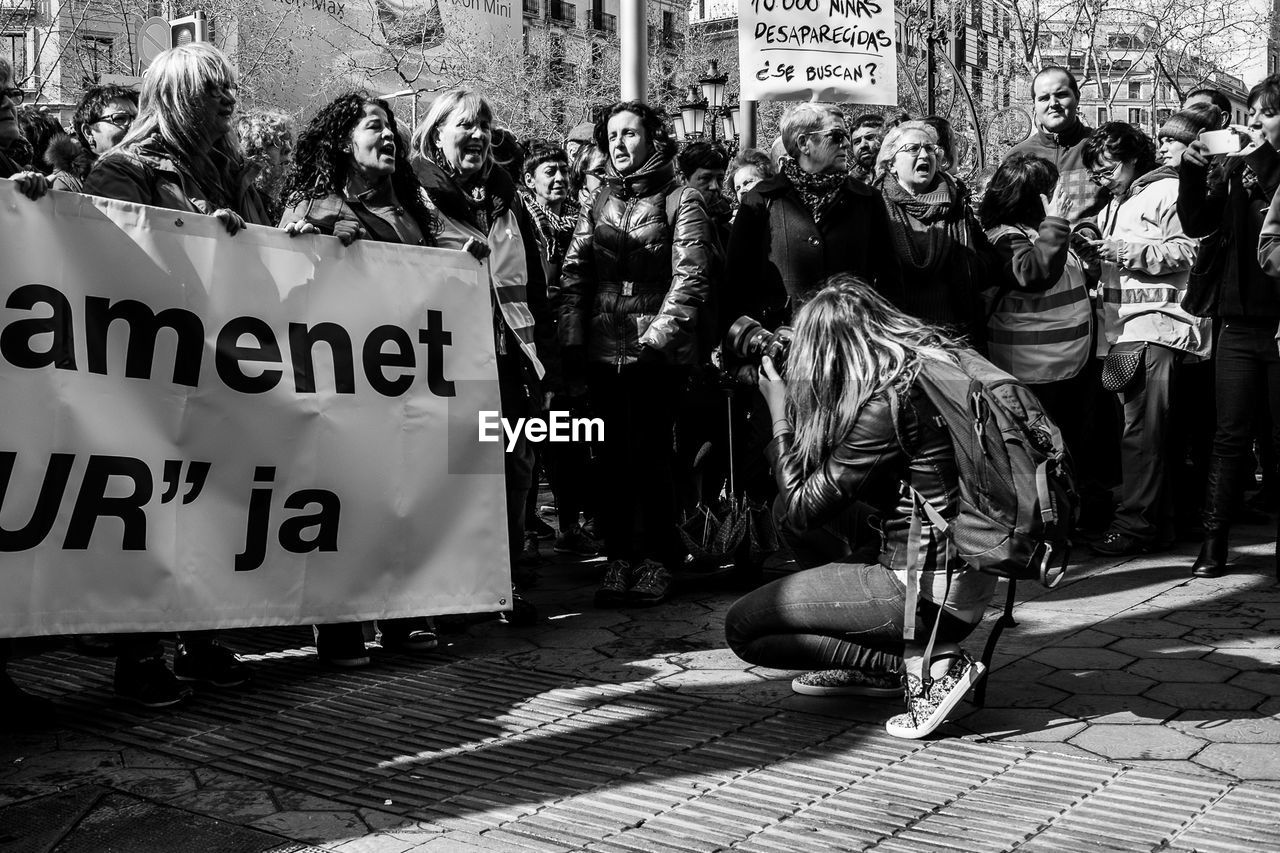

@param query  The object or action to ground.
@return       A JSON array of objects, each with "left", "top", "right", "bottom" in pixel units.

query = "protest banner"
[
  {"left": 0, "top": 181, "right": 511, "bottom": 638},
  {"left": 738, "top": 0, "right": 898, "bottom": 104}
]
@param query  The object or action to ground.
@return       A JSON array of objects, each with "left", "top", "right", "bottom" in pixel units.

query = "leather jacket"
[{"left": 558, "top": 154, "right": 716, "bottom": 368}]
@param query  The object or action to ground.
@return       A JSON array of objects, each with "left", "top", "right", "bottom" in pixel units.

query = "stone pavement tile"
[
  {"left": 330, "top": 833, "right": 420, "bottom": 853},
  {"left": 1070, "top": 724, "right": 1205, "bottom": 760},
  {"left": 1054, "top": 695, "right": 1178, "bottom": 725},
  {"left": 1040, "top": 669, "right": 1156, "bottom": 695},
  {"left": 0, "top": 748, "right": 122, "bottom": 785},
  {"left": 1144, "top": 682, "right": 1265, "bottom": 711},
  {"left": 93, "top": 767, "right": 200, "bottom": 798},
  {"left": 1029, "top": 647, "right": 1136, "bottom": 670},
  {"left": 1056, "top": 628, "right": 1120, "bottom": 647},
  {"left": 1183, "top": 627, "right": 1280, "bottom": 648},
  {"left": 1170, "top": 785, "right": 1280, "bottom": 852},
  {"left": 1193, "top": 743, "right": 1280, "bottom": 780},
  {"left": 168, "top": 788, "right": 281, "bottom": 822},
  {"left": 1166, "top": 712, "right": 1280, "bottom": 743},
  {"left": 250, "top": 809, "right": 368, "bottom": 844},
  {"left": 1234, "top": 669, "right": 1280, "bottom": 695},
  {"left": 1093, "top": 615, "right": 1195, "bottom": 639},
  {"left": 955, "top": 708, "right": 1087, "bottom": 743},
  {"left": 1108, "top": 637, "right": 1214, "bottom": 659},
  {"left": 979, "top": 660, "right": 1073, "bottom": 708},
  {"left": 1126, "top": 658, "right": 1238, "bottom": 682}
]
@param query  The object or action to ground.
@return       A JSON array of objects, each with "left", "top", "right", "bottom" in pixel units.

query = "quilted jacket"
[{"left": 558, "top": 153, "right": 716, "bottom": 368}]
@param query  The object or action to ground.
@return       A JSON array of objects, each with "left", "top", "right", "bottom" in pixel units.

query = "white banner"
[
  {"left": 0, "top": 182, "right": 511, "bottom": 637},
  {"left": 738, "top": 0, "right": 898, "bottom": 105}
]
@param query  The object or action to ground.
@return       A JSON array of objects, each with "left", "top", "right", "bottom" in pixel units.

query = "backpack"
[{"left": 899, "top": 348, "right": 1078, "bottom": 705}]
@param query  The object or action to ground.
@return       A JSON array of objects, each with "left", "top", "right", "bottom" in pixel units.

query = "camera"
[{"left": 726, "top": 316, "right": 794, "bottom": 372}]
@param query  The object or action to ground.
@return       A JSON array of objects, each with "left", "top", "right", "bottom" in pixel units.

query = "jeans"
[
  {"left": 1112, "top": 343, "right": 1184, "bottom": 541},
  {"left": 1206, "top": 321, "right": 1280, "bottom": 523},
  {"left": 724, "top": 504, "right": 975, "bottom": 673}
]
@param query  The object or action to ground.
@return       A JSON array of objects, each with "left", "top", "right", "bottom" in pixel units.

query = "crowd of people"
[{"left": 3, "top": 41, "right": 1280, "bottom": 740}]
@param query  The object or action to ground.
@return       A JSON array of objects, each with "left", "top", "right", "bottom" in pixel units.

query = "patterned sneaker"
[
  {"left": 628, "top": 559, "right": 672, "bottom": 607},
  {"left": 594, "top": 560, "right": 633, "bottom": 607},
  {"left": 791, "top": 668, "right": 902, "bottom": 698},
  {"left": 885, "top": 651, "right": 986, "bottom": 740}
]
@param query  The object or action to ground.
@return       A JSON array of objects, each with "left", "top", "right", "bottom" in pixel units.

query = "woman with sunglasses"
[
  {"left": 1082, "top": 121, "right": 1208, "bottom": 558},
  {"left": 874, "top": 121, "right": 993, "bottom": 346},
  {"left": 71, "top": 83, "right": 138, "bottom": 180},
  {"left": 83, "top": 42, "right": 270, "bottom": 235}
]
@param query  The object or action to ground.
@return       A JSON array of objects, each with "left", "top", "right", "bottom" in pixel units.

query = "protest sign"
[
  {"left": 0, "top": 182, "right": 511, "bottom": 637},
  {"left": 738, "top": 0, "right": 898, "bottom": 104}
]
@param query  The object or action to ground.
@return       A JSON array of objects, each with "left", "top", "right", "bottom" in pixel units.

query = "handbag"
[{"left": 1101, "top": 341, "right": 1148, "bottom": 393}]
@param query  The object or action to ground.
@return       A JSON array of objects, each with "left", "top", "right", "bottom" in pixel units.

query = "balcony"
[
  {"left": 0, "top": 0, "right": 36, "bottom": 11},
  {"left": 523, "top": 0, "right": 541, "bottom": 16},
  {"left": 548, "top": 0, "right": 575, "bottom": 25},
  {"left": 591, "top": 11, "right": 616, "bottom": 35}
]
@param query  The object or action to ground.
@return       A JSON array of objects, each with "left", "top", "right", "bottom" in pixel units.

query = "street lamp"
[
  {"left": 680, "top": 86, "right": 708, "bottom": 138},
  {"left": 379, "top": 88, "right": 418, "bottom": 127},
  {"left": 700, "top": 59, "right": 728, "bottom": 113},
  {"left": 671, "top": 114, "right": 688, "bottom": 142}
]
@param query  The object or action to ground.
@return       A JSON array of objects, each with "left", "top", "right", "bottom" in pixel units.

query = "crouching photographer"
[{"left": 723, "top": 274, "right": 996, "bottom": 740}]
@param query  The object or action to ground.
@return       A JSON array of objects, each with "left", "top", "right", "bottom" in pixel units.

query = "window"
[
  {"left": 1109, "top": 34, "right": 1137, "bottom": 49},
  {"left": 1102, "top": 82, "right": 1111, "bottom": 98},
  {"left": 1098, "top": 107, "right": 1109, "bottom": 124},
  {"left": 1128, "top": 107, "right": 1143, "bottom": 125},
  {"left": 1156, "top": 108, "right": 1172, "bottom": 124},
  {"left": 80, "top": 35, "right": 114, "bottom": 79},
  {"left": 972, "top": 66, "right": 983, "bottom": 103},
  {"left": 970, "top": 0, "right": 983, "bottom": 30},
  {"left": 1127, "top": 81, "right": 1141, "bottom": 99},
  {"left": 1, "top": 34, "right": 24, "bottom": 81}
]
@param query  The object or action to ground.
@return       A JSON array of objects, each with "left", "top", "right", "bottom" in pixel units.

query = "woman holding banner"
[
  {"left": 410, "top": 89, "right": 549, "bottom": 625},
  {"left": 82, "top": 43, "right": 263, "bottom": 708},
  {"left": 277, "top": 91, "right": 440, "bottom": 666}
]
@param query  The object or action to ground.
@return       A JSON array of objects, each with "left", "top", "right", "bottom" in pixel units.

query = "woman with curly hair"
[
  {"left": 235, "top": 108, "right": 295, "bottom": 222},
  {"left": 277, "top": 91, "right": 437, "bottom": 667},
  {"left": 279, "top": 91, "right": 433, "bottom": 249}
]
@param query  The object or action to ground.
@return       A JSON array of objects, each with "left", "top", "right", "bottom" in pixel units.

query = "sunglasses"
[
  {"left": 92, "top": 111, "right": 136, "bottom": 129},
  {"left": 807, "top": 127, "right": 850, "bottom": 145},
  {"left": 0, "top": 87, "right": 24, "bottom": 104}
]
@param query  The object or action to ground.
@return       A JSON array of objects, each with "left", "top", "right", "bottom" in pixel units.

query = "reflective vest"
[{"left": 985, "top": 224, "right": 1093, "bottom": 384}]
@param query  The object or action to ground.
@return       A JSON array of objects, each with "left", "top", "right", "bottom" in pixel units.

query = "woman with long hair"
[
  {"left": 724, "top": 274, "right": 995, "bottom": 740},
  {"left": 558, "top": 99, "right": 717, "bottom": 607},
  {"left": 409, "top": 89, "right": 548, "bottom": 622},
  {"left": 1083, "top": 121, "right": 1208, "bottom": 557},
  {"left": 83, "top": 42, "right": 269, "bottom": 233},
  {"left": 81, "top": 43, "right": 261, "bottom": 708},
  {"left": 277, "top": 91, "right": 437, "bottom": 667}
]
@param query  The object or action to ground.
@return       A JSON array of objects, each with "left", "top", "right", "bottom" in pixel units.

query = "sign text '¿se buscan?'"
[{"left": 0, "top": 283, "right": 460, "bottom": 571}]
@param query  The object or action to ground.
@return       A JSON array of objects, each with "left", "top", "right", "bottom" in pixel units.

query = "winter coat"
[
  {"left": 1180, "top": 144, "right": 1280, "bottom": 321},
  {"left": 985, "top": 218, "right": 1092, "bottom": 383},
  {"left": 414, "top": 157, "right": 549, "bottom": 388},
  {"left": 1097, "top": 168, "right": 1209, "bottom": 356},
  {"left": 83, "top": 135, "right": 271, "bottom": 225},
  {"left": 559, "top": 154, "right": 716, "bottom": 369},
  {"left": 769, "top": 381, "right": 997, "bottom": 624},
  {"left": 1005, "top": 120, "right": 1109, "bottom": 224},
  {"left": 278, "top": 190, "right": 434, "bottom": 247},
  {"left": 723, "top": 171, "right": 902, "bottom": 332}
]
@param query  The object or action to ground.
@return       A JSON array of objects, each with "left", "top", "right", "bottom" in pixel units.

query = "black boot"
[{"left": 1193, "top": 456, "right": 1235, "bottom": 579}]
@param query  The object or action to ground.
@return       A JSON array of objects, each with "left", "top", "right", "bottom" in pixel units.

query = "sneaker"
[
  {"left": 581, "top": 517, "right": 601, "bottom": 541},
  {"left": 595, "top": 559, "right": 632, "bottom": 607},
  {"left": 1090, "top": 530, "right": 1152, "bottom": 556},
  {"left": 527, "top": 516, "right": 556, "bottom": 540},
  {"left": 380, "top": 625, "right": 438, "bottom": 653},
  {"left": 114, "top": 656, "right": 192, "bottom": 709},
  {"left": 554, "top": 525, "right": 601, "bottom": 557},
  {"left": 791, "top": 668, "right": 902, "bottom": 698},
  {"left": 501, "top": 590, "right": 539, "bottom": 626},
  {"left": 316, "top": 623, "right": 371, "bottom": 668},
  {"left": 517, "top": 533, "right": 543, "bottom": 566},
  {"left": 628, "top": 559, "right": 672, "bottom": 607},
  {"left": 174, "top": 641, "right": 251, "bottom": 688},
  {"left": 885, "top": 651, "right": 985, "bottom": 740}
]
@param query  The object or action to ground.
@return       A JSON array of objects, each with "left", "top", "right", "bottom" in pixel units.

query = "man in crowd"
[
  {"left": 1183, "top": 88, "right": 1234, "bottom": 130},
  {"left": 848, "top": 114, "right": 883, "bottom": 185},
  {"left": 1006, "top": 66, "right": 1109, "bottom": 223},
  {"left": 564, "top": 120, "right": 595, "bottom": 163}
]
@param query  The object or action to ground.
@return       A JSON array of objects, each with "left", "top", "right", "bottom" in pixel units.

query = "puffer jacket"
[
  {"left": 558, "top": 153, "right": 716, "bottom": 368},
  {"left": 83, "top": 134, "right": 271, "bottom": 225},
  {"left": 769, "top": 380, "right": 997, "bottom": 624}
]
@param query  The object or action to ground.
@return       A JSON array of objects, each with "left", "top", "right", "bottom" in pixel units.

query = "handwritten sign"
[{"left": 738, "top": 0, "right": 898, "bottom": 104}]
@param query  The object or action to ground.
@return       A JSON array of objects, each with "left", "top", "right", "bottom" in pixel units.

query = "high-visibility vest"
[{"left": 986, "top": 224, "right": 1093, "bottom": 384}]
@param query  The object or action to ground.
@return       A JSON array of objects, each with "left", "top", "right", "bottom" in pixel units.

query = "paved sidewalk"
[{"left": 3, "top": 521, "right": 1280, "bottom": 852}]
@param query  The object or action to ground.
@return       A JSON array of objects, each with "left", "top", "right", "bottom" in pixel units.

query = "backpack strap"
[{"left": 973, "top": 578, "right": 1017, "bottom": 709}]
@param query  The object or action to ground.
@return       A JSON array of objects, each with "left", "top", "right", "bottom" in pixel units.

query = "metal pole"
[
  {"left": 620, "top": 0, "right": 647, "bottom": 101},
  {"left": 926, "top": 0, "right": 937, "bottom": 115},
  {"left": 741, "top": 100, "right": 757, "bottom": 150}
]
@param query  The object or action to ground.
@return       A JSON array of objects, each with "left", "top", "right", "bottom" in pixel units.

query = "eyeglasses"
[
  {"left": 807, "top": 127, "right": 850, "bottom": 145},
  {"left": 92, "top": 111, "right": 135, "bottom": 129},
  {"left": 0, "top": 87, "right": 24, "bottom": 104},
  {"left": 1088, "top": 161, "right": 1123, "bottom": 184},
  {"left": 895, "top": 142, "right": 943, "bottom": 158}
]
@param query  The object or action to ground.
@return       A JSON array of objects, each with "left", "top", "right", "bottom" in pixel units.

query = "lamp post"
[{"left": 672, "top": 61, "right": 740, "bottom": 152}]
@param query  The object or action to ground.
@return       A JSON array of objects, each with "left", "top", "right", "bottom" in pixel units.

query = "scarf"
[
  {"left": 519, "top": 189, "right": 577, "bottom": 263},
  {"left": 881, "top": 172, "right": 970, "bottom": 272},
  {"left": 780, "top": 157, "right": 846, "bottom": 226}
]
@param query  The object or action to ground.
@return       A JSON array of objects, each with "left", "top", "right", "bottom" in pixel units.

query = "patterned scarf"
[
  {"left": 780, "top": 157, "right": 847, "bottom": 226},
  {"left": 880, "top": 173, "right": 970, "bottom": 272},
  {"left": 519, "top": 189, "right": 577, "bottom": 264}
]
